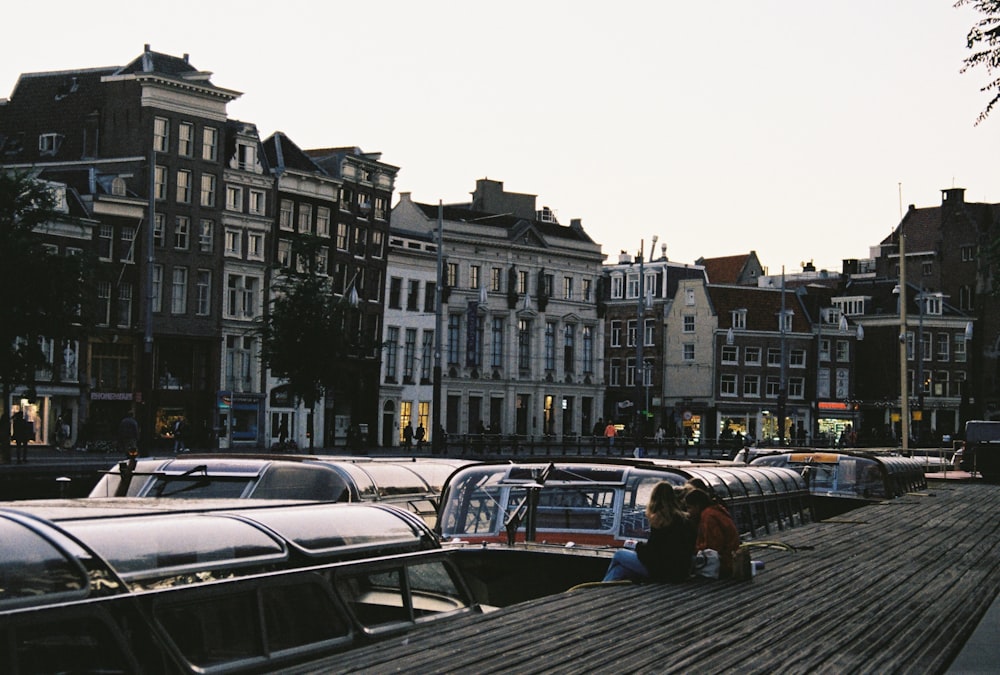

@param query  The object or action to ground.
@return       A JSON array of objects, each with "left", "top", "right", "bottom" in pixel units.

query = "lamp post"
[
  {"left": 634, "top": 241, "right": 645, "bottom": 443},
  {"left": 777, "top": 268, "right": 787, "bottom": 446},
  {"left": 431, "top": 201, "right": 443, "bottom": 454},
  {"left": 898, "top": 233, "right": 910, "bottom": 452},
  {"left": 915, "top": 289, "right": 926, "bottom": 444}
]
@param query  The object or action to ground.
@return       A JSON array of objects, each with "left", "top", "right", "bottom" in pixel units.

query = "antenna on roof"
[{"left": 649, "top": 236, "right": 658, "bottom": 260}]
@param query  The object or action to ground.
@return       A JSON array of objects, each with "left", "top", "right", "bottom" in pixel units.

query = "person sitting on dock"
[
  {"left": 684, "top": 486, "right": 741, "bottom": 579},
  {"left": 602, "top": 481, "right": 695, "bottom": 583}
]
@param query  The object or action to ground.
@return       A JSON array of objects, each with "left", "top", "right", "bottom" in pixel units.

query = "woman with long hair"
[{"left": 602, "top": 481, "right": 696, "bottom": 582}]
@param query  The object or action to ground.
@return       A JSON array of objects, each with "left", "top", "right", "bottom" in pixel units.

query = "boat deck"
[{"left": 278, "top": 478, "right": 1000, "bottom": 674}]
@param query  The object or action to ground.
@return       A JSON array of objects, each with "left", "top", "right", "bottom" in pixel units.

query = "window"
[
  {"left": 154, "top": 116, "right": 169, "bottom": 152},
  {"left": 225, "top": 335, "right": 254, "bottom": 392},
  {"left": 277, "top": 240, "right": 292, "bottom": 268},
  {"left": 371, "top": 230, "right": 384, "bottom": 258},
  {"left": 421, "top": 332, "right": 433, "bottom": 381},
  {"left": 611, "top": 275, "right": 624, "bottom": 299},
  {"left": 545, "top": 322, "right": 556, "bottom": 371},
  {"left": 518, "top": 319, "right": 531, "bottom": 370},
  {"left": 743, "top": 375, "right": 760, "bottom": 397},
  {"left": 610, "top": 320, "right": 622, "bottom": 347},
  {"left": 583, "top": 278, "right": 592, "bottom": 302},
  {"left": 683, "top": 343, "right": 695, "bottom": 362},
  {"left": 955, "top": 335, "right": 967, "bottom": 363},
  {"left": 819, "top": 337, "right": 830, "bottom": 362},
  {"left": 959, "top": 286, "right": 973, "bottom": 311},
  {"left": 407, "top": 280, "right": 420, "bottom": 311},
  {"left": 120, "top": 227, "right": 135, "bottom": 263},
  {"left": 767, "top": 348, "right": 781, "bottom": 366},
  {"left": 178, "top": 122, "right": 193, "bottom": 156},
  {"left": 199, "top": 219, "right": 214, "bottom": 253},
  {"left": 779, "top": 310, "right": 792, "bottom": 333},
  {"left": 564, "top": 325, "right": 576, "bottom": 373},
  {"left": 388, "top": 277, "right": 402, "bottom": 309},
  {"left": 117, "top": 283, "right": 132, "bottom": 326},
  {"left": 384, "top": 327, "right": 398, "bottom": 380},
  {"left": 447, "top": 314, "right": 461, "bottom": 365},
  {"left": 626, "top": 320, "right": 637, "bottom": 347},
  {"left": 196, "top": 270, "right": 211, "bottom": 316},
  {"left": 298, "top": 204, "right": 313, "bottom": 233},
  {"left": 626, "top": 358, "right": 635, "bottom": 387},
  {"left": 225, "top": 229, "right": 242, "bottom": 257},
  {"left": 470, "top": 265, "right": 480, "bottom": 289},
  {"left": 788, "top": 377, "right": 805, "bottom": 399},
  {"left": 626, "top": 273, "right": 639, "bottom": 299},
  {"left": 922, "top": 261, "right": 933, "bottom": 276},
  {"left": 176, "top": 169, "right": 192, "bottom": 203},
  {"left": 492, "top": 318, "right": 505, "bottom": 368},
  {"left": 174, "top": 216, "right": 190, "bottom": 250},
  {"left": 563, "top": 276, "right": 573, "bottom": 300},
  {"left": 745, "top": 346, "right": 761, "bottom": 365},
  {"left": 316, "top": 206, "right": 330, "bottom": 236},
  {"left": 610, "top": 358, "right": 621, "bottom": 386},
  {"left": 97, "top": 224, "right": 113, "bottom": 260},
  {"left": 722, "top": 345, "right": 738, "bottom": 364},
  {"left": 720, "top": 374, "right": 737, "bottom": 397},
  {"left": 152, "top": 264, "right": 163, "bottom": 313},
  {"left": 171, "top": 267, "right": 188, "bottom": 314},
  {"left": 354, "top": 228, "right": 367, "bottom": 257},
  {"left": 447, "top": 263, "right": 459, "bottom": 288},
  {"left": 766, "top": 376, "right": 780, "bottom": 398},
  {"left": 644, "top": 319, "right": 655, "bottom": 346},
  {"left": 96, "top": 281, "right": 111, "bottom": 326},
  {"left": 683, "top": 315, "right": 695, "bottom": 333},
  {"left": 518, "top": 270, "right": 528, "bottom": 295},
  {"left": 336, "top": 223, "right": 349, "bottom": 250},
  {"left": 789, "top": 349, "right": 806, "bottom": 368},
  {"left": 154, "top": 214, "right": 165, "bottom": 247},
  {"left": 246, "top": 190, "right": 265, "bottom": 216},
  {"left": 154, "top": 165, "right": 167, "bottom": 200},
  {"left": 492, "top": 267, "right": 503, "bottom": 292},
  {"left": 836, "top": 340, "right": 850, "bottom": 362},
  {"left": 279, "top": 200, "right": 294, "bottom": 230},
  {"left": 226, "top": 185, "right": 243, "bottom": 211},
  {"left": 403, "top": 328, "right": 417, "bottom": 381},
  {"left": 731, "top": 309, "right": 747, "bottom": 330},
  {"left": 227, "top": 274, "right": 259, "bottom": 319},
  {"left": 316, "top": 247, "right": 329, "bottom": 276},
  {"left": 961, "top": 245, "right": 975, "bottom": 262},
  {"left": 237, "top": 142, "right": 256, "bottom": 170},
  {"left": 424, "top": 282, "right": 436, "bottom": 312},
  {"left": 583, "top": 325, "right": 594, "bottom": 373},
  {"left": 685, "top": 287, "right": 696, "bottom": 306},
  {"left": 202, "top": 126, "right": 218, "bottom": 161}
]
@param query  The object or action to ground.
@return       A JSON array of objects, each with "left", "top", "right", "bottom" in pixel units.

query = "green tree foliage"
[
  {"left": 256, "top": 235, "right": 355, "bottom": 450},
  {"left": 0, "top": 170, "right": 90, "bottom": 461},
  {"left": 957, "top": 0, "right": 1000, "bottom": 123}
]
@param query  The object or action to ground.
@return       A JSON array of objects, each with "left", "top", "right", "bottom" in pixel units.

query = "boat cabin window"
[
  {"left": 5, "top": 614, "right": 137, "bottom": 674},
  {"left": 0, "top": 517, "right": 89, "bottom": 608},
  {"left": 236, "top": 503, "right": 433, "bottom": 557},
  {"left": 155, "top": 577, "right": 350, "bottom": 670},
  {"left": 333, "top": 557, "right": 470, "bottom": 632},
  {"left": 62, "top": 514, "right": 287, "bottom": 589}
]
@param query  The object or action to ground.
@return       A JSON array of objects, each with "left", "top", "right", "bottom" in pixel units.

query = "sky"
[{"left": 2, "top": 1, "right": 998, "bottom": 274}]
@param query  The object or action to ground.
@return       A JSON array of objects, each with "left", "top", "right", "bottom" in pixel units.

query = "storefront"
[
  {"left": 217, "top": 390, "right": 265, "bottom": 449},
  {"left": 815, "top": 401, "right": 861, "bottom": 447}
]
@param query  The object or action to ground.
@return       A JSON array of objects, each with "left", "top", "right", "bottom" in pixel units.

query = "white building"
[{"left": 382, "top": 179, "right": 606, "bottom": 445}]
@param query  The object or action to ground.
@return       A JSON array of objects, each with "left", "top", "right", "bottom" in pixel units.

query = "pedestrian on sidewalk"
[
  {"left": 117, "top": 410, "right": 139, "bottom": 457},
  {"left": 13, "top": 411, "right": 31, "bottom": 464}
]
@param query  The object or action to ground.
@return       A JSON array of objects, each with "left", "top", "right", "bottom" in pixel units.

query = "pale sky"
[{"left": 3, "top": 1, "right": 997, "bottom": 274}]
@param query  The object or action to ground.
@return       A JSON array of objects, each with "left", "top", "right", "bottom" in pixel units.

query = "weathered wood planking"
[{"left": 278, "top": 481, "right": 1000, "bottom": 674}]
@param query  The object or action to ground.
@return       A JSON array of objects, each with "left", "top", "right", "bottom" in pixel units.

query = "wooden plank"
[{"left": 279, "top": 481, "right": 1000, "bottom": 674}]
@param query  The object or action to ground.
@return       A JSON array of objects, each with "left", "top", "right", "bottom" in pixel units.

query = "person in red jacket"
[{"left": 684, "top": 486, "right": 741, "bottom": 579}]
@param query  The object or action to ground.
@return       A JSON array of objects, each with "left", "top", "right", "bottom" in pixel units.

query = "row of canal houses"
[{"left": 0, "top": 46, "right": 991, "bottom": 452}]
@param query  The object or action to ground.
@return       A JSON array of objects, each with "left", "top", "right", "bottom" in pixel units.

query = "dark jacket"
[{"left": 636, "top": 516, "right": 697, "bottom": 582}]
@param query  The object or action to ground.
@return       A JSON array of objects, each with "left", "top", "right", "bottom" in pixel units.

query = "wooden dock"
[{"left": 279, "top": 478, "right": 1000, "bottom": 674}]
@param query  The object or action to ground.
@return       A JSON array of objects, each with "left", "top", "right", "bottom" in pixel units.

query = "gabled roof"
[
  {"left": 409, "top": 199, "right": 594, "bottom": 244},
  {"left": 697, "top": 252, "right": 762, "bottom": 285},
  {"left": 707, "top": 284, "right": 811, "bottom": 332},
  {"left": 262, "top": 132, "right": 325, "bottom": 176}
]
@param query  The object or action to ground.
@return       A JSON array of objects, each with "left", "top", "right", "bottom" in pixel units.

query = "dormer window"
[
  {"left": 778, "top": 309, "right": 793, "bottom": 333},
  {"left": 731, "top": 309, "right": 747, "bottom": 330},
  {"left": 38, "top": 133, "right": 63, "bottom": 156}
]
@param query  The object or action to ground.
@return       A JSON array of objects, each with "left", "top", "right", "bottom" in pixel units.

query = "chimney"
[
  {"left": 942, "top": 187, "right": 966, "bottom": 206},
  {"left": 183, "top": 53, "right": 190, "bottom": 63}
]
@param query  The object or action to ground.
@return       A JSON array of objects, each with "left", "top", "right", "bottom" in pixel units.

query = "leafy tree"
[
  {"left": 957, "top": 0, "right": 1000, "bottom": 123},
  {"left": 0, "top": 170, "right": 90, "bottom": 463},
  {"left": 256, "top": 236, "right": 356, "bottom": 452}
]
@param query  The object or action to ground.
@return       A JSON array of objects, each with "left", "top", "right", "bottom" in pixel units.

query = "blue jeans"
[{"left": 603, "top": 548, "right": 650, "bottom": 582}]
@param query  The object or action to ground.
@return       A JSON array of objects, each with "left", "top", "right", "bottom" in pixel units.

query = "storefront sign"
[{"left": 91, "top": 392, "right": 136, "bottom": 401}]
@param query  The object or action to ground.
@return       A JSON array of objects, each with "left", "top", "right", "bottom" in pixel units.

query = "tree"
[
  {"left": 957, "top": 0, "right": 1000, "bottom": 123},
  {"left": 0, "top": 170, "right": 90, "bottom": 463},
  {"left": 256, "top": 236, "right": 357, "bottom": 452}
]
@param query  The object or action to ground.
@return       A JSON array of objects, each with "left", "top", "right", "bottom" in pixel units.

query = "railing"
[{"left": 436, "top": 434, "right": 737, "bottom": 460}]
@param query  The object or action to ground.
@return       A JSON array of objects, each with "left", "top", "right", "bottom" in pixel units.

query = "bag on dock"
[
  {"left": 732, "top": 546, "right": 752, "bottom": 582},
  {"left": 693, "top": 549, "right": 721, "bottom": 579}
]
